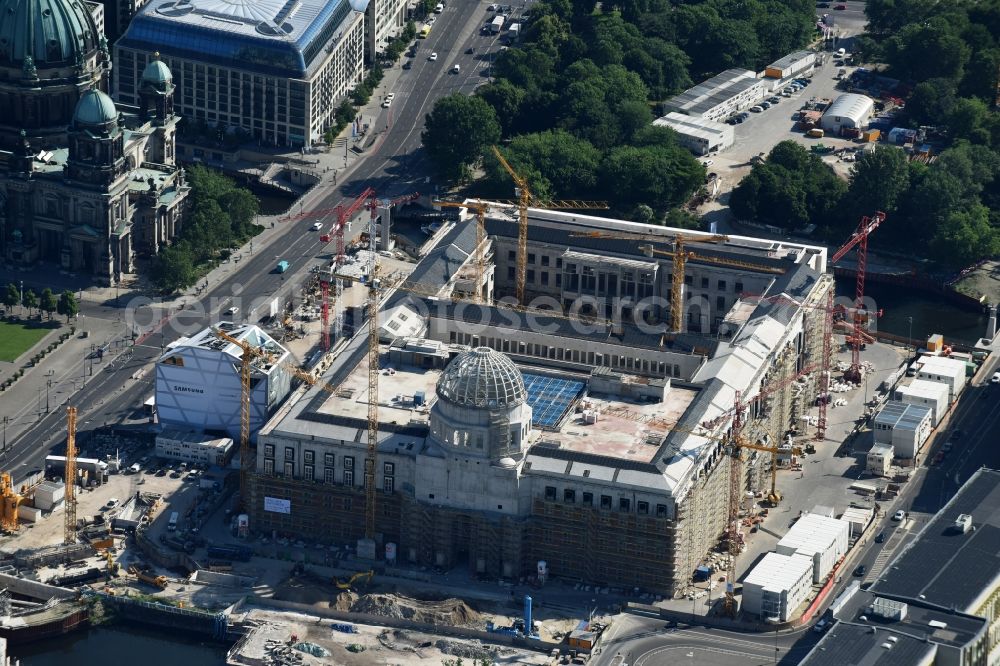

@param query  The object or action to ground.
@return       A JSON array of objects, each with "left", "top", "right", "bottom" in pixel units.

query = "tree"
[
  {"left": 845, "top": 146, "right": 911, "bottom": 219},
  {"left": 422, "top": 94, "right": 501, "bottom": 180},
  {"left": 484, "top": 130, "right": 601, "bottom": 198},
  {"left": 22, "top": 289, "right": 37, "bottom": 317},
  {"left": 57, "top": 290, "right": 79, "bottom": 322},
  {"left": 3, "top": 283, "right": 18, "bottom": 314},
  {"left": 39, "top": 288, "right": 57, "bottom": 321},
  {"left": 476, "top": 80, "right": 525, "bottom": 137},
  {"left": 599, "top": 143, "right": 703, "bottom": 213},
  {"left": 930, "top": 203, "right": 1000, "bottom": 266},
  {"left": 905, "top": 79, "right": 957, "bottom": 126},
  {"left": 151, "top": 244, "right": 198, "bottom": 293},
  {"left": 947, "top": 97, "right": 991, "bottom": 144}
]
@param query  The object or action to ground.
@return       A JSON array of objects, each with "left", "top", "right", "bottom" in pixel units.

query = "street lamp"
[
  {"left": 2, "top": 416, "right": 6, "bottom": 450},
  {"left": 18, "top": 281, "right": 23, "bottom": 314},
  {"left": 907, "top": 316, "right": 914, "bottom": 356},
  {"left": 46, "top": 379, "right": 51, "bottom": 413}
]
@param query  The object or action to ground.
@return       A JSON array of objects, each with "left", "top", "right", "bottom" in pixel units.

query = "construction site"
[{"left": 239, "top": 163, "right": 871, "bottom": 605}]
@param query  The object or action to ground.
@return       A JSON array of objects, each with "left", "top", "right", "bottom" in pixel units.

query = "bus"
[
  {"left": 419, "top": 24, "right": 431, "bottom": 38},
  {"left": 167, "top": 512, "right": 179, "bottom": 531}
]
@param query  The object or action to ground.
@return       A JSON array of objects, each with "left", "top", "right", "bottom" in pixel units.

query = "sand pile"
[{"left": 340, "top": 593, "right": 482, "bottom": 627}]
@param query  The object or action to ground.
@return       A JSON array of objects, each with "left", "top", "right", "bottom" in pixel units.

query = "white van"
[
  {"left": 434, "top": 2, "right": 443, "bottom": 12},
  {"left": 836, "top": 47, "right": 845, "bottom": 57},
  {"left": 128, "top": 463, "right": 141, "bottom": 474},
  {"left": 167, "top": 512, "right": 179, "bottom": 531}
]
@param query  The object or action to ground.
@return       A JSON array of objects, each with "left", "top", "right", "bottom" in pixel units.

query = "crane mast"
[{"left": 64, "top": 406, "right": 77, "bottom": 545}]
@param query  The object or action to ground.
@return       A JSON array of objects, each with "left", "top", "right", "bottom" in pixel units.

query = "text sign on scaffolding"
[{"left": 264, "top": 497, "right": 291, "bottom": 514}]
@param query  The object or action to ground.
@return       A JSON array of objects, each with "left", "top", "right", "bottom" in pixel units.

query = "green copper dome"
[
  {"left": 72, "top": 88, "right": 117, "bottom": 126},
  {"left": 0, "top": 0, "right": 101, "bottom": 69},
  {"left": 141, "top": 54, "right": 172, "bottom": 86}
]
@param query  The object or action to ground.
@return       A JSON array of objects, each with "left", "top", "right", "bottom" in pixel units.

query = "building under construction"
[{"left": 250, "top": 208, "right": 832, "bottom": 597}]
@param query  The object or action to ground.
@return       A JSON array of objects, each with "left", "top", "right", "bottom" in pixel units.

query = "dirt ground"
[
  {"left": 954, "top": 260, "right": 1000, "bottom": 307},
  {"left": 232, "top": 607, "right": 555, "bottom": 666}
]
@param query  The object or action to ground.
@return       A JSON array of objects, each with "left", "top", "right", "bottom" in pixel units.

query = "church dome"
[
  {"left": 437, "top": 347, "right": 526, "bottom": 409},
  {"left": 141, "top": 55, "right": 172, "bottom": 86},
  {"left": 0, "top": 0, "right": 100, "bottom": 69},
  {"left": 72, "top": 88, "right": 117, "bottom": 126}
]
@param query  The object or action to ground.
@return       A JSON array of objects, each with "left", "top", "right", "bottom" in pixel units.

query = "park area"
[{"left": 0, "top": 320, "right": 51, "bottom": 362}]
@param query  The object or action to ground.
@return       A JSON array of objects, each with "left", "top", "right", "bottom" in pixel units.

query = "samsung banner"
[{"left": 264, "top": 496, "right": 291, "bottom": 514}]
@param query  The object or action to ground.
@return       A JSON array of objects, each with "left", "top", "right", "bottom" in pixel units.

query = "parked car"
[
  {"left": 452, "top": 64, "right": 460, "bottom": 73},
  {"left": 702, "top": 159, "right": 714, "bottom": 167},
  {"left": 942, "top": 441, "right": 953, "bottom": 452},
  {"left": 402, "top": 60, "right": 412, "bottom": 69},
  {"left": 853, "top": 564, "right": 867, "bottom": 577},
  {"left": 834, "top": 4, "right": 846, "bottom": 9},
  {"left": 428, "top": 52, "right": 438, "bottom": 61},
  {"left": 381, "top": 98, "right": 391, "bottom": 108},
  {"left": 385, "top": 93, "right": 395, "bottom": 101},
  {"left": 106, "top": 498, "right": 119, "bottom": 508},
  {"left": 893, "top": 509, "right": 906, "bottom": 521},
  {"left": 992, "top": 371, "right": 1000, "bottom": 384},
  {"left": 749, "top": 106, "right": 763, "bottom": 113},
  {"left": 224, "top": 306, "right": 239, "bottom": 315},
  {"left": 761, "top": 101, "right": 771, "bottom": 109}
]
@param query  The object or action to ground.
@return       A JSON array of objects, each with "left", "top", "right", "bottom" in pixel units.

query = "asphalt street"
[{"left": 0, "top": 0, "right": 513, "bottom": 479}]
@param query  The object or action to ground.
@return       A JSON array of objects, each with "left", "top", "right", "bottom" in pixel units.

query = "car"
[
  {"left": 310, "top": 222, "right": 322, "bottom": 231},
  {"left": 428, "top": 52, "right": 438, "bottom": 61},
  {"left": 739, "top": 112, "right": 750, "bottom": 119},
  {"left": 942, "top": 441, "right": 953, "bottom": 453},
  {"left": 106, "top": 498, "right": 119, "bottom": 508},
  {"left": 992, "top": 371, "right": 1000, "bottom": 384},
  {"left": 768, "top": 96, "right": 780, "bottom": 103},
  {"left": 780, "top": 91, "right": 792, "bottom": 97},
  {"left": 170, "top": 471, "right": 182, "bottom": 479},
  {"left": 466, "top": 46, "right": 475, "bottom": 54},
  {"left": 155, "top": 469, "right": 166, "bottom": 477},
  {"left": 726, "top": 118, "right": 738, "bottom": 125},
  {"left": 402, "top": 60, "right": 412, "bottom": 69},
  {"left": 874, "top": 531, "right": 885, "bottom": 543},
  {"left": 813, "top": 618, "right": 829, "bottom": 633},
  {"left": 427, "top": 16, "right": 435, "bottom": 23},
  {"left": 834, "top": 3, "right": 846, "bottom": 9},
  {"left": 381, "top": 98, "right": 391, "bottom": 108},
  {"left": 452, "top": 64, "right": 460, "bottom": 73},
  {"left": 702, "top": 159, "right": 714, "bottom": 167},
  {"left": 893, "top": 509, "right": 906, "bottom": 521},
  {"left": 224, "top": 306, "right": 239, "bottom": 315},
  {"left": 852, "top": 564, "right": 867, "bottom": 577},
  {"left": 760, "top": 101, "right": 771, "bottom": 109},
  {"left": 749, "top": 106, "right": 763, "bottom": 113},
  {"left": 734, "top": 117, "right": 744, "bottom": 123},
  {"left": 487, "top": 2, "right": 497, "bottom": 9},
  {"left": 385, "top": 93, "right": 395, "bottom": 101},
  {"left": 817, "top": 1, "right": 830, "bottom": 6}
]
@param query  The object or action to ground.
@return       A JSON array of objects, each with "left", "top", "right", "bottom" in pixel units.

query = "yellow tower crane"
[
  {"left": 436, "top": 200, "right": 491, "bottom": 303},
  {"left": 65, "top": 406, "right": 78, "bottom": 544},
  {"left": 570, "top": 230, "right": 788, "bottom": 332},
  {"left": 489, "top": 146, "right": 609, "bottom": 305}
]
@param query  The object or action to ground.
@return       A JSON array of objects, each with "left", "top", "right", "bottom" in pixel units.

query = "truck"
[
  {"left": 490, "top": 15, "right": 504, "bottom": 33},
  {"left": 129, "top": 566, "right": 168, "bottom": 589},
  {"left": 167, "top": 511, "right": 179, "bottom": 531}
]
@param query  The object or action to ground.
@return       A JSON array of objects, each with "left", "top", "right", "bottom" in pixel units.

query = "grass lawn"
[{"left": 0, "top": 320, "right": 52, "bottom": 363}]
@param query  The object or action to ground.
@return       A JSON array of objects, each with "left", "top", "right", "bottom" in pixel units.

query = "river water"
[
  {"left": 9, "top": 624, "right": 230, "bottom": 665},
  {"left": 835, "top": 277, "right": 989, "bottom": 346}
]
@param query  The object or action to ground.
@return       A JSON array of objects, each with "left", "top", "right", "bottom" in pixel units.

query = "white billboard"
[{"left": 264, "top": 496, "right": 291, "bottom": 514}]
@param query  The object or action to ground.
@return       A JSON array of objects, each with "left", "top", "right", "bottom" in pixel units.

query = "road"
[{"left": 1, "top": 0, "right": 512, "bottom": 478}]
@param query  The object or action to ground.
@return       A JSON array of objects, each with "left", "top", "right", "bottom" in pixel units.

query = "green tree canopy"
[
  {"left": 3, "top": 283, "right": 18, "bottom": 312},
  {"left": 844, "top": 146, "right": 911, "bottom": 222},
  {"left": 57, "top": 290, "right": 79, "bottom": 322},
  {"left": 39, "top": 288, "right": 57, "bottom": 320},
  {"left": 22, "top": 289, "right": 37, "bottom": 316},
  {"left": 422, "top": 95, "right": 502, "bottom": 180},
  {"left": 151, "top": 244, "right": 199, "bottom": 293}
]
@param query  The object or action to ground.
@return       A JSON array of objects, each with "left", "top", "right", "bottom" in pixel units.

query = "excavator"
[{"left": 335, "top": 570, "right": 374, "bottom": 590}]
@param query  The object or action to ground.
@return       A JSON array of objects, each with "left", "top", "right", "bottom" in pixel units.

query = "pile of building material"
[{"left": 336, "top": 592, "right": 481, "bottom": 627}]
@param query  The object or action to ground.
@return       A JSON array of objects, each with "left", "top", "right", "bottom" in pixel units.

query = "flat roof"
[
  {"left": 653, "top": 112, "right": 731, "bottom": 140},
  {"left": 895, "top": 379, "right": 948, "bottom": 400},
  {"left": 665, "top": 68, "right": 764, "bottom": 116},
  {"left": 743, "top": 552, "right": 813, "bottom": 592},
  {"left": 767, "top": 50, "right": 814, "bottom": 70},
  {"left": 777, "top": 512, "right": 848, "bottom": 555},
  {"left": 872, "top": 468, "right": 1000, "bottom": 612},
  {"left": 874, "top": 401, "right": 931, "bottom": 430}
]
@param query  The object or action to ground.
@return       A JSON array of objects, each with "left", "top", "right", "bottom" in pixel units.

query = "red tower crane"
[
  {"left": 831, "top": 212, "right": 886, "bottom": 383},
  {"left": 319, "top": 188, "right": 376, "bottom": 351}
]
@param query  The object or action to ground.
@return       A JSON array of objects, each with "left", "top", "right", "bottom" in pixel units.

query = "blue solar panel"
[{"left": 522, "top": 373, "right": 586, "bottom": 429}]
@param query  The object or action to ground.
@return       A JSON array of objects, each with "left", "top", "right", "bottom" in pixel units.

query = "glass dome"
[{"left": 436, "top": 347, "right": 526, "bottom": 409}]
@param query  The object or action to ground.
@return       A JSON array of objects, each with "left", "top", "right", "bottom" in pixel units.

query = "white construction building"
[
  {"left": 914, "top": 355, "right": 966, "bottom": 402},
  {"left": 894, "top": 379, "right": 949, "bottom": 426},
  {"left": 775, "top": 512, "right": 850, "bottom": 583},
  {"left": 156, "top": 429, "right": 235, "bottom": 466},
  {"left": 653, "top": 112, "right": 734, "bottom": 155},
  {"left": 663, "top": 69, "right": 767, "bottom": 122},
  {"left": 866, "top": 443, "right": 893, "bottom": 477},
  {"left": 873, "top": 401, "right": 932, "bottom": 459},
  {"left": 155, "top": 322, "right": 292, "bottom": 439},
  {"left": 742, "top": 552, "right": 814, "bottom": 622},
  {"left": 819, "top": 93, "right": 874, "bottom": 134}
]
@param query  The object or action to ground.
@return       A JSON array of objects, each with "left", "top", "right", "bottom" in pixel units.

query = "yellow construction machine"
[{"left": 335, "top": 570, "right": 374, "bottom": 590}]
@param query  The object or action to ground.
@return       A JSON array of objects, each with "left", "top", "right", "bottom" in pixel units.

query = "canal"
[
  {"left": 835, "top": 277, "right": 989, "bottom": 346},
  {"left": 9, "top": 624, "right": 230, "bottom": 665}
]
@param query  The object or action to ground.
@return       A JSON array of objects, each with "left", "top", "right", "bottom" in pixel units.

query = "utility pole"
[
  {"left": 2, "top": 416, "right": 6, "bottom": 450},
  {"left": 46, "top": 379, "right": 52, "bottom": 413}
]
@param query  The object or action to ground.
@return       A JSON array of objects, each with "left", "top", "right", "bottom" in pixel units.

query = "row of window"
[
  {"left": 543, "top": 486, "right": 668, "bottom": 516},
  {"left": 447, "top": 331, "right": 683, "bottom": 377},
  {"left": 261, "top": 445, "right": 397, "bottom": 474}
]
